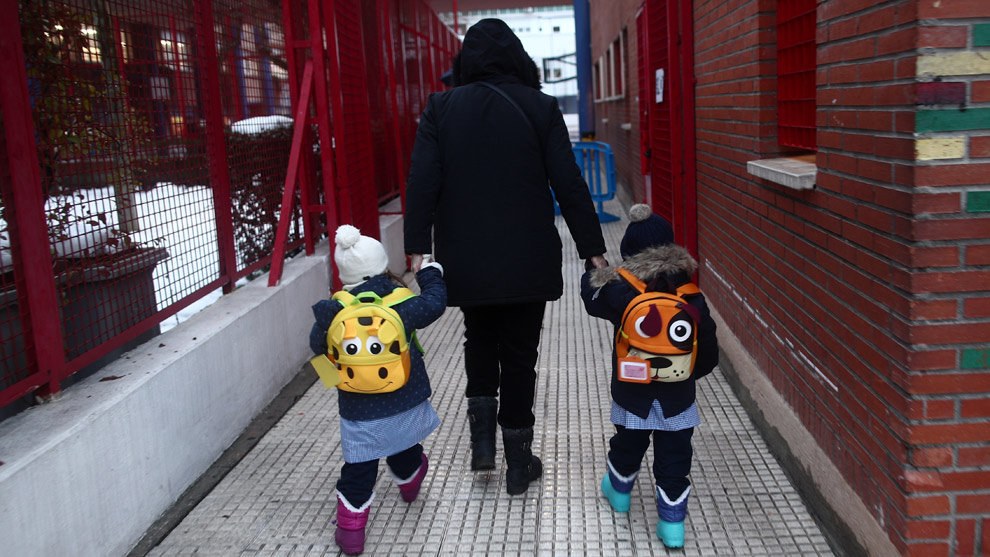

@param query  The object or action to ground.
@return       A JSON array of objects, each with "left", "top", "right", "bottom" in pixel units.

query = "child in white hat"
[{"left": 309, "top": 224, "right": 446, "bottom": 555}]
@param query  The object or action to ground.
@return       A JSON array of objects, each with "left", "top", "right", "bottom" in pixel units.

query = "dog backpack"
[
  {"left": 310, "top": 287, "right": 418, "bottom": 393},
  {"left": 614, "top": 268, "right": 701, "bottom": 384}
]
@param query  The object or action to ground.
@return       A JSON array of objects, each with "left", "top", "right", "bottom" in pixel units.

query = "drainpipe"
[{"left": 573, "top": 0, "right": 594, "bottom": 139}]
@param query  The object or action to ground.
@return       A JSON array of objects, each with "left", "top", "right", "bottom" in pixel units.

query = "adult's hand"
[
  {"left": 587, "top": 254, "right": 608, "bottom": 269},
  {"left": 409, "top": 253, "right": 425, "bottom": 273}
]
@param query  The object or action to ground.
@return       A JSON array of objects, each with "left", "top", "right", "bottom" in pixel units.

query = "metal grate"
[{"left": 777, "top": 0, "right": 817, "bottom": 151}]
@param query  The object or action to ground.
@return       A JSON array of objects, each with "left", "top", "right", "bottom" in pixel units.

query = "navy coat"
[
  {"left": 309, "top": 267, "right": 446, "bottom": 421},
  {"left": 581, "top": 245, "right": 719, "bottom": 419}
]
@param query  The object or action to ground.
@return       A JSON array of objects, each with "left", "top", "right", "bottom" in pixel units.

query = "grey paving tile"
[{"left": 149, "top": 199, "right": 833, "bottom": 556}]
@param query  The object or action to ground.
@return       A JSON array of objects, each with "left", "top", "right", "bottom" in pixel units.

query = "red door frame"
[{"left": 637, "top": 0, "right": 697, "bottom": 260}]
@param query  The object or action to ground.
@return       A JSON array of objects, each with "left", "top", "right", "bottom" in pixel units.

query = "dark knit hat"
[{"left": 620, "top": 204, "right": 674, "bottom": 258}]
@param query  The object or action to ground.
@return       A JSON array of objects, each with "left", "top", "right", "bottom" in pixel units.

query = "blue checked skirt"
[
  {"left": 339, "top": 400, "right": 440, "bottom": 463},
  {"left": 610, "top": 399, "right": 700, "bottom": 431}
]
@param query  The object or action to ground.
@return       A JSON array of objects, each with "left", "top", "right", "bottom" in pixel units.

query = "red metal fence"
[{"left": 0, "top": 0, "right": 457, "bottom": 411}]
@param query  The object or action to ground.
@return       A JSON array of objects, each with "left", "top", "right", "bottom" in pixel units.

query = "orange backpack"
[{"left": 615, "top": 268, "right": 701, "bottom": 384}]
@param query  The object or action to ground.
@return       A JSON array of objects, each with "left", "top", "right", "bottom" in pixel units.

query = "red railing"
[{"left": 0, "top": 0, "right": 457, "bottom": 411}]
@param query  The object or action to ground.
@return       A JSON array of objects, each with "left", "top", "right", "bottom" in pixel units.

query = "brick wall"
[
  {"left": 898, "top": 6, "right": 990, "bottom": 556},
  {"left": 693, "top": 0, "right": 990, "bottom": 555},
  {"left": 589, "top": 0, "right": 645, "bottom": 203}
]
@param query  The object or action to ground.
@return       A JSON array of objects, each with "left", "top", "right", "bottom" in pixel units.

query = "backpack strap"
[
  {"left": 616, "top": 268, "right": 647, "bottom": 294},
  {"left": 381, "top": 287, "right": 416, "bottom": 307},
  {"left": 676, "top": 282, "right": 700, "bottom": 297},
  {"left": 383, "top": 286, "right": 426, "bottom": 354}
]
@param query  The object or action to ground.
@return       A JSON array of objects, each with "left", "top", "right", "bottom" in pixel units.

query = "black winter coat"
[{"left": 404, "top": 18, "right": 606, "bottom": 307}]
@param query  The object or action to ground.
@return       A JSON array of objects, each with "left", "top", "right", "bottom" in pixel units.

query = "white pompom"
[
  {"left": 629, "top": 204, "right": 652, "bottom": 223},
  {"left": 335, "top": 225, "right": 361, "bottom": 249}
]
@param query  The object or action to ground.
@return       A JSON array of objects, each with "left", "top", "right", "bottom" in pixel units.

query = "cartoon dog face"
[
  {"left": 617, "top": 298, "right": 697, "bottom": 383},
  {"left": 328, "top": 314, "right": 410, "bottom": 393}
]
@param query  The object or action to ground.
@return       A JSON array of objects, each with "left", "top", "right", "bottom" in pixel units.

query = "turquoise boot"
[
  {"left": 655, "top": 485, "right": 690, "bottom": 548},
  {"left": 600, "top": 460, "right": 637, "bottom": 512}
]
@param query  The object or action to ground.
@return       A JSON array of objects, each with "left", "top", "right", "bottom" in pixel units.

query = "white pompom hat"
[{"left": 333, "top": 224, "right": 389, "bottom": 285}]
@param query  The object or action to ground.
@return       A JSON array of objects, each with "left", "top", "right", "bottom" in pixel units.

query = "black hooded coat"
[{"left": 404, "top": 18, "right": 606, "bottom": 307}]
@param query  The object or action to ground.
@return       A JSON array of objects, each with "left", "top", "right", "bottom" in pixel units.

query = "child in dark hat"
[{"left": 580, "top": 204, "right": 719, "bottom": 548}]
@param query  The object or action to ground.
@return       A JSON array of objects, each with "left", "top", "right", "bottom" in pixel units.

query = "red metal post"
[
  {"left": 380, "top": 0, "right": 408, "bottom": 215},
  {"left": 281, "top": 0, "right": 318, "bottom": 255},
  {"left": 195, "top": 0, "right": 238, "bottom": 293},
  {"left": 0, "top": 2, "right": 68, "bottom": 398},
  {"left": 322, "top": 0, "right": 350, "bottom": 226},
  {"left": 268, "top": 60, "right": 314, "bottom": 287}
]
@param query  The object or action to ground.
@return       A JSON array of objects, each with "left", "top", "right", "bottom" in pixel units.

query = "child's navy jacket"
[
  {"left": 310, "top": 267, "right": 446, "bottom": 421},
  {"left": 580, "top": 244, "right": 719, "bottom": 419}
]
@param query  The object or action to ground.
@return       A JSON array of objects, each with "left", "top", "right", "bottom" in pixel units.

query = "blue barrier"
[{"left": 558, "top": 141, "right": 619, "bottom": 222}]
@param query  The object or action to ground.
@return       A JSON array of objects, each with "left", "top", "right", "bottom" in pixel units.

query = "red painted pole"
[
  {"left": 380, "top": 0, "right": 408, "bottom": 215},
  {"left": 322, "top": 0, "right": 348, "bottom": 226},
  {"left": 0, "top": 2, "right": 68, "bottom": 397},
  {"left": 194, "top": 0, "right": 238, "bottom": 293},
  {"left": 267, "top": 61, "right": 314, "bottom": 287}
]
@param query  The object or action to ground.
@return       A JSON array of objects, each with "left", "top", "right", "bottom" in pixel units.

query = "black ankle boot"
[
  {"left": 467, "top": 397, "right": 497, "bottom": 470},
  {"left": 502, "top": 427, "right": 542, "bottom": 495}
]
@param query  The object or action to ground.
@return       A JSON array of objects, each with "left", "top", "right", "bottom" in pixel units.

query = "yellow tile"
[
  {"left": 918, "top": 52, "right": 990, "bottom": 77},
  {"left": 915, "top": 137, "right": 965, "bottom": 160}
]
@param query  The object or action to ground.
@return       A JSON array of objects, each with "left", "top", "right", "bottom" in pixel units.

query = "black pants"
[
  {"left": 608, "top": 425, "right": 693, "bottom": 497},
  {"left": 461, "top": 302, "right": 546, "bottom": 429},
  {"left": 336, "top": 443, "right": 423, "bottom": 508}
]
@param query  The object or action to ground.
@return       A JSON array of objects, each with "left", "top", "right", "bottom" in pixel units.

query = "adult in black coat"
[{"left": 404, "top": 18, "right": 607, "bottom": 495}]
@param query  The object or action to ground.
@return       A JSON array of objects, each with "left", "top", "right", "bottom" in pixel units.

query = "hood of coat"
[
  {"left": 587, "top": 244, "right": 698, "bottom": 288},
  {"left": 454, "top": 18, "right": 540, "bottom": 89}
]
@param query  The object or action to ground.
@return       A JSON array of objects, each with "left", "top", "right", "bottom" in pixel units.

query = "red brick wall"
[
  {"left": 692, "top": 0, "right": 990, "bottom": 555},
  {"left": 589, "top": 0, "right": 645, "bottom": 203}
]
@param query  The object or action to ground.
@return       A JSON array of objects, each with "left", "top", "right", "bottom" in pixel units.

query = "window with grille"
[{"left": 777, "top": 0, "right": 816, "bottom": 150}]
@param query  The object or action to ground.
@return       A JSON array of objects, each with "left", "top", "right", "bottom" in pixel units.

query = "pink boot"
[
  {"left": 393, "top": 453, "right": 429, "bottom": 503},
  {"left": 335, "top": 492, "right": 372, "bottom": 555}
]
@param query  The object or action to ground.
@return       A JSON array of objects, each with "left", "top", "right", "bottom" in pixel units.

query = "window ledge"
[{"left": 747, "top": 155, "right": 816, "bottom": 190}]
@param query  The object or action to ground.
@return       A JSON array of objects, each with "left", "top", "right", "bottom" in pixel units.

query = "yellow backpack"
[{"left": 310, "top": 287, "right": 418, "bottom": 393}]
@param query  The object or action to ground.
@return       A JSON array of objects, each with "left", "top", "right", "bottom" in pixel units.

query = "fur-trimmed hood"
[{"left": 587, "top": 244, "right": 697, "bottom": 288}]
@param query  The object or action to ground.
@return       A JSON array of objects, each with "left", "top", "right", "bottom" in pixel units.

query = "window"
[
  {"left": 594, "top": 30, "right": 626, "bottom": 101},
  {"left": 777, "top": 0, "right": 816, "bottom": 150}
]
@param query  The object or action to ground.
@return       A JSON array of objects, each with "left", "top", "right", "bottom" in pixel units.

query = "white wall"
[{"left": 0, "top": 241, "right": 332, "bottom": 557}]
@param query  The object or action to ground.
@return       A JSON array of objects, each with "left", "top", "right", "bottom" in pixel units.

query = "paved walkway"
[{"left": 146, "top": 200, "right": 836, "bottom": 556}]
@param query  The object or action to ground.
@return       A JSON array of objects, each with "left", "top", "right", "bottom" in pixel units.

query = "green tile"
[
  {"left": 975, "top": 23, "right": 990, "bottom": 47},
  {"left": 916, "top": 107, "right": 990, "bottom": 133},
  {"left": 970, "top": 192, "right": 990, "bottom": 213},
  {"left": 961, "top": 348, "right": 990, "bottom": 369}
]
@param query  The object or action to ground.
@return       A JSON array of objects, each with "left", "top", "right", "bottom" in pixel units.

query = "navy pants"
[
  {"left": 461, "top": 302, "right": 546, "bottom": 429},
  {"left": 608, "top": 425, "right": 694, "bottom": 497},
  {"left": 336, "top": 443, "right": 423, "bottom": 508}
]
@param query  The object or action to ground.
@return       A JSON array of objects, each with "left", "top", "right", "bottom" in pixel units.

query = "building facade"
[{"left": 591, "top": 1, "right": 990, "bottom": 555}]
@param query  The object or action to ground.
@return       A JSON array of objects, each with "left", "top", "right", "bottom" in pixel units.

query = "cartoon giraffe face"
[{"left": 328, "top": 313, "right": 410, "bottom": 393}]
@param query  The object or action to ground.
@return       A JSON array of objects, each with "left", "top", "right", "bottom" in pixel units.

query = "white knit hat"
[{"left": 334, "top": 225, "right": 389, "bottom": 285}]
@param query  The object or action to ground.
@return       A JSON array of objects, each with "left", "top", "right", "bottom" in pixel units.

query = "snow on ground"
[{"left": 2, "top": 183, "right": 248, "bottom": 334}]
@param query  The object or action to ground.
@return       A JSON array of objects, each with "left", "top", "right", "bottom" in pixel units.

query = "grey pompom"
[{"left": 628, "top": 204, "right": 652, "bottom": 223}]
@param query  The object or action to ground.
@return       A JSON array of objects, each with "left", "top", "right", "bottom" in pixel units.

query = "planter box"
[{"left": 1, "top": 247, "right": 169, "bottom": 391}]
